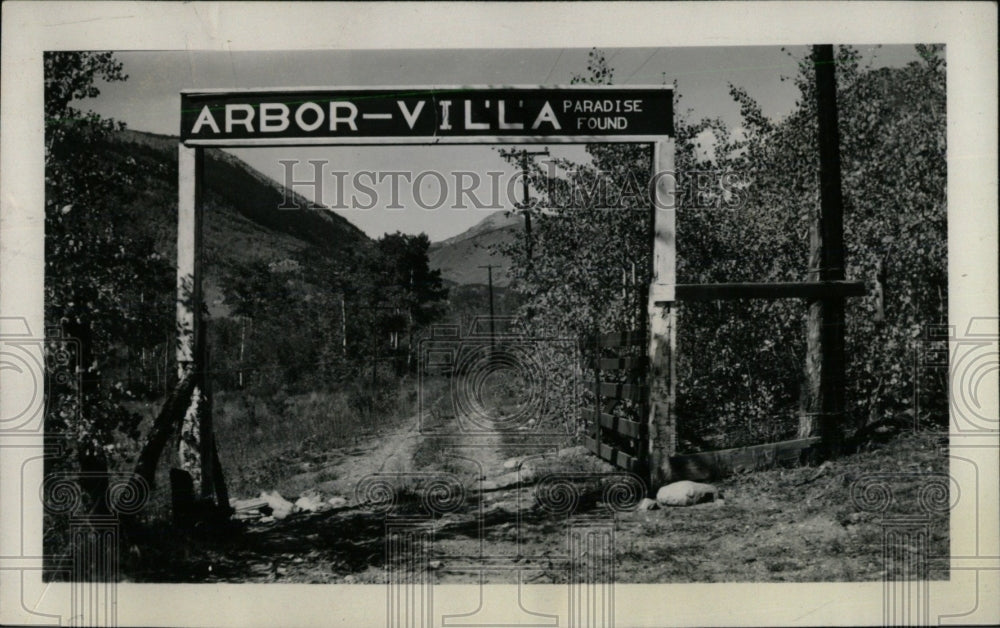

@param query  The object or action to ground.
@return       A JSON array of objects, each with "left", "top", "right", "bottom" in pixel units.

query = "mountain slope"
[
  {"left": 428, "top": 211, "right": 520, "bottom": 286},
  {"left": 107, "top": 129, "right": 371, "bottom": 315}
]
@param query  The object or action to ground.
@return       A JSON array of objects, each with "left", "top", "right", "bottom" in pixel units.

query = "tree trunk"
[
  {"left": 134, "top": 373, "right": 194, "bottom": 490},
  {"left": 61, "top": 318, "right": 113, "bottom": 514}
]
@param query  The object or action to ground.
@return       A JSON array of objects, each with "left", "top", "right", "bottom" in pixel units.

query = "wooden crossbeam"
[
  {"left": 590, "top": 356, "right": 647, "bottom": 371},
  {"left": 654, "top": 280, "right": 866, "bottom": 304},
  {"left": 596, "top": 330, "right": 646, "bottom": 347},
  {"left": 581, "top": 408, "right": 646, "bottom": 439},
  {"left": 600, "top": 356, "right": 646, "bottom": 371},
  {"left": 669, "top": 437, "right": 820, "bottom": 480},
  {"left": 583, "top": 435, "right": 640, "bottom": 472},
  {"left": 599, "top": 382, "right": 648, "bottom": 402}
]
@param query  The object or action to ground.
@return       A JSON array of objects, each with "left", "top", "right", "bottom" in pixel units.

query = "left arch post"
[{"left": 175, "top": 143, "right": 228, "bottom": 522}]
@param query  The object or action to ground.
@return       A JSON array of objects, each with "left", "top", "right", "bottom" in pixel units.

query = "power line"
[
  {"left": 514, "top": 148, "right": 550, "bottom": 275},
  {"left": 478, "top": 264, "right": 499, "bottom": 353}
]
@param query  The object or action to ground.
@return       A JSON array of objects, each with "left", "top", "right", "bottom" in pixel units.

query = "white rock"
[
  {"left": 327, "top": 496, "right": 348, "bottom": 508},
  {"left": 294, "top": 491, "right": 326, "bottom": 513},
  {"left": 636, "top": 497, "right": 659, "bottom": 511},
  {"left": 502, "top": 457, "right": 522, "bottom": 470},
  {"left": 655, "top": 481, "right": 720, "bottom": 507},
  {"left": 260, "top": 490, "right": 296, "bottom": 519}
]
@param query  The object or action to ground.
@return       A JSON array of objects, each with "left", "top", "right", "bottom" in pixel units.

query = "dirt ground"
[{"left": 123, "top": 397, "right": 950, "bottom": 584}]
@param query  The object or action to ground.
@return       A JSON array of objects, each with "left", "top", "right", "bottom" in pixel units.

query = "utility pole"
[
  {"left": 238, "top": 316, "right": 246, "bottom": 388},
  {"left": 340, "top": 292, "right": 347, "bottom": 356},
  {"left": 479, "top": 264, "right": 498, "bottom": 352},
  {"left": 407, "top": 269, "right": 415, "bottom": 371},
  {"left": 514, "top": 149, "right": 550, "bottom": 271},
  {"left": 372, "top": 317, "right": 378, "bottom": 389},
  {"left": 163, "top": 332, "right": 169, "bottom": 395},
  {"left": 801, "top": 44, "right": 847, "bottom": 456}
]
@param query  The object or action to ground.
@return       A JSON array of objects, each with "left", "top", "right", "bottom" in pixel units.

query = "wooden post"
[
  {"left": 177, "top": 143, "right": 203, "bottom": 379},
  {"left": 175, "top": 143, "right": 224, "bottom": 511},
  {"left": 647, "top": 137, "right": 677, "bottom": 488},
  {"left": 516, "top": 148, "right": 549, "bottom": 276},
  {"left": 800, "top": 44, "right": 847, "bottom": 455},
  {"left": 592, "top": 334, "right": 602, "bottom": 448},
  {"left": 340, "top": 292, "right": 347, "bottom": 355},
  {"left": 479, "top": 264, "right": 498, "bottom": 356},
  {"left": 163, "top": 332, "right": 169, "bottom": 395},
  {"left": 238, "top": 316, "right": 246, "bottom": 388}
]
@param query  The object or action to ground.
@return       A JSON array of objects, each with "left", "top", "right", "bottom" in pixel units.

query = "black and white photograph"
[{"left": 1, "top": 2, "right": 996, "bottom": 627}]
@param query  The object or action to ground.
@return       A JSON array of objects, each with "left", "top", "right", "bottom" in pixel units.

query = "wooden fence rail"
[
  {"left": 582, "top": 329, "right": 648, "bottom": 475},
  {"left": 581, "top": 328, "right": 823, "bottom": 485}
]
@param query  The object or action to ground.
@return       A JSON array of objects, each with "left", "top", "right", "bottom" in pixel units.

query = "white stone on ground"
[
  {"left": 655, "top": 481, "right": 720, "bottom": 507},
  {"left": 294, "top": 490, "right": 326, "bottom": 513},
  {"left": 259, "top": 490, "right": 296, "bottom": 519}
]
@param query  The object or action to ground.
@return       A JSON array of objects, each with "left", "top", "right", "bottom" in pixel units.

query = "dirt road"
[{"left": 127, "top": 390, "right": 949, "bottom": 585}]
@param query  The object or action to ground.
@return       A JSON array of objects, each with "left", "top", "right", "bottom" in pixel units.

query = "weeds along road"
[{"left": 129, "top": 370, "right": 950, "bottom": 585}]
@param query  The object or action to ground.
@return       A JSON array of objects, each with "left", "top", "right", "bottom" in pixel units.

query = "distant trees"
[
  {"left": 370, "top": 231, "right": 448, "bottom": 329},
  {"left": 214, "top": 230, "right": 447, "bottom": 394},
  {"left": 352, "top": 232, "right": 448, "bottom": 374}
]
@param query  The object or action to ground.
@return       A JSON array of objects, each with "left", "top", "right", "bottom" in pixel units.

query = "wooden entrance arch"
[{"left": 169, "top": 85, "right": 676, "bottom": 515}]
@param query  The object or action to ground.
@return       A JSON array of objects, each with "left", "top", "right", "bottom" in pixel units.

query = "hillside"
[
  {"left": 112, "top": 130, "right": 517, "bottom": 295},
  {"left": 428, "top": 211, "right": 520, "bottom": 286},
  {"left": 107, "top": 130, "right": 370, "bottom": 315}
]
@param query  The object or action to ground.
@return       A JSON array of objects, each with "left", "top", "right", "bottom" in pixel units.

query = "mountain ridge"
[
  {"left": 106, "top": 129, "right": 372, "bottom": 316},
  {"left": 428, "top": 211, "right": 520, "bottom": 287},
  {"left": 115, "top": 128, "right": 518, "bottom": 291}
]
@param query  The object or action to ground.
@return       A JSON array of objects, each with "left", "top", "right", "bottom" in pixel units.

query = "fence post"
[
  {"left": 647, "top": 134, "right": 677, "bottom": 488},
  {"left": 592, "top": 334, "right": 602, "bottom": 451},
  {"left": 800, "top": 44, "right": 847, "bottom": 456}
]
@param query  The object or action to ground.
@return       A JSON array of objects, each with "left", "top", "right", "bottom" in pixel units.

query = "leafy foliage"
[
  {"left": 43, "top": 54, "right": 450, "bottom": 486},
  {"left": 679, "top": 45, "right": 948, "bottom": 445},
  {"left": 45, "top": 52, "right": 173, "bottom": 474},
  {"left": 496, "top": 46, "right": 947, "bottom": 448},
  {"left": 497, "top": 50, "right": 653, "bottom": 339},
  {"left": 213, "top": 231, "right": 447, "bottom": 395}
]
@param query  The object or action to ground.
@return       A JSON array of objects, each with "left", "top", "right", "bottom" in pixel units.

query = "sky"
[{"left": 84, "top": 45, "right": 922, "bottom": 241}]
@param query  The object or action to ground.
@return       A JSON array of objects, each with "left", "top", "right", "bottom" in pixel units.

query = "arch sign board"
[
  {"left": 175, "top": 85, "right": 676, "bottom": 499},
  {"left": 180, "top": 86, "right": 674, "bottom": 144}
]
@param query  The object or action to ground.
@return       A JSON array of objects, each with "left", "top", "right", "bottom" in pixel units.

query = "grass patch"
[{"left": 214, "top": 378, "right": 422, "bottom": 497}]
